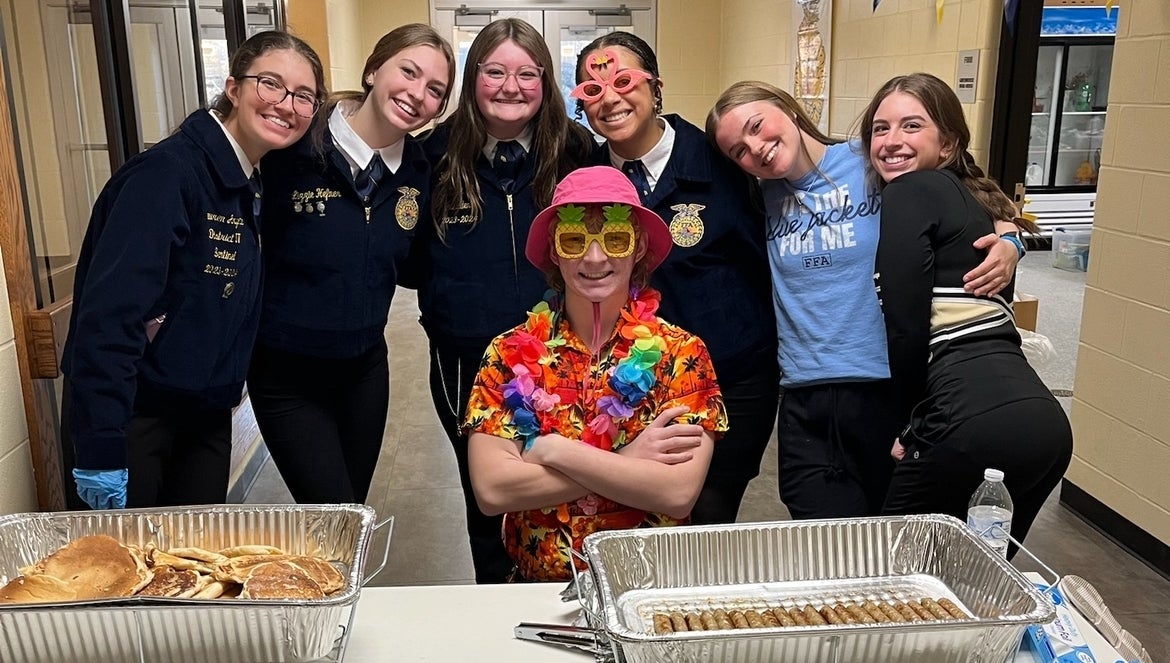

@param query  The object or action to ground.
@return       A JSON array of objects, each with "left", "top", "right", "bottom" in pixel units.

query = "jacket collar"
[{"left": 184, "top": 110, "right": 252, "bottom": 190}]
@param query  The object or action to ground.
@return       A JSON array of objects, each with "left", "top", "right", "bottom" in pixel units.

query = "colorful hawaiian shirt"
[{"left": 464, "top": 288, "right": 728, "bottom": 581}]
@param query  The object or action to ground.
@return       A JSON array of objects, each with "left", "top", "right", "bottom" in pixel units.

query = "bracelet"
[{"left": 1000, "top": 232, "right": 1026, "bottom": 259}]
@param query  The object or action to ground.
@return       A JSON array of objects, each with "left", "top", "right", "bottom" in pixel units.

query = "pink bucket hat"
[{"left": 525, "top": 166, "right": 672, "bottom": 273}]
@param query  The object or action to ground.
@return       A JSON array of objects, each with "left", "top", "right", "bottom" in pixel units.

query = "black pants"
[
  {"left": 62, "top": 379, "right": 232, "bottom": 508},
  {"left": 882, "top": 354, "right": 1074, "bottom": 555},
  {"left": 248, "top": 340, "right": 389, "bottom": 504},
  {"left": 127, "top": 405, "right": 232, "bottom": 508},
  {"left": 690, "top": 349, "right": 780, "bottom": 525},
  {"left": 777, "top": 381, "right": 899, "bottom": 519},
  {"left": 428, "top": 337, "right": 513, "bottom": 584}
]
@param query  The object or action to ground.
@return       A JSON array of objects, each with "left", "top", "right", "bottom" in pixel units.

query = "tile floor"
[{"left": 243, "top": 252, "right": 1169, "bottom": 661}]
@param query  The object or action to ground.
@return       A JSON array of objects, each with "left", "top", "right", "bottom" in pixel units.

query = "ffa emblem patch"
[
  {"left": 396, "top": 186, "right": 420, "bottom": 230},
  {"left": 669, "top": 203, "right": 706, "bottom": 248}
]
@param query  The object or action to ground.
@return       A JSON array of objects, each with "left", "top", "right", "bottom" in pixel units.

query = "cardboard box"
[{"left": 1014, "top": 292, "right": 1039, "bottom": 332}]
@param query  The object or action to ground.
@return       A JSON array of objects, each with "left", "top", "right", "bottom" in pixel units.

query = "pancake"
[
  {"left": 0, "top": 574, "right": 78, "bottom": 604},
  {"left": 25, "top": 535, "right": 152, "bottom": 599},
  {"left": 240, "top": 561, "right": 324, "bottom": 600},
  {"left": 149, "top": 549, "right": 215, "bottom": 574},
  {"left": 218, "top": 545, "right": 285, "bottom": 558},
  {"left": 214, "top": 554, "right": 294, "bottom": 584},
  {"left": 286, "top": 556, "right": 346, "bottom": 595},
  {"left": 166, "top": 547, "right": 229, "bottom": 566},
  {"left": 135, "top": 566, "right": 207, "bottom": 598}
]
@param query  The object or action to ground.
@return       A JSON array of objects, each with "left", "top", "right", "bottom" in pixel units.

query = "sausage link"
[
  {"left": 700, "top": 610, "right": 719, "bottom": 630},
  {"left": 802, "top": 605, "right": 828, "bottom": 625},
  {"left": 760, "top": 609, "right": 780, "bottom": 627},
  {"left": 937, "top": 598, "right": 968, "bottom": 619},
  {"left": 653, "top": 613, "right": 674, "bottom": 634},
  {"left": 713, "top": 608, "right": 734, "bottom": 630},
  {"left": 729, "top": 610, "right": 750, "bottom": 629},
  {"left": 670, "top": 611, "right": 688, "bottom": 632},
  {"left": 862, "top": 601, "right": 891, "bottom": 623},
  {"left": 685, "top": 612, "right": 705, "bottom": 631},
  {"left": 787, "top": 607, "right": 809, "bottom": 626}
]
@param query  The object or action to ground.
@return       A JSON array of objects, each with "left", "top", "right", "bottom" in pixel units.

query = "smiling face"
[
  {"left": 475, "top": 39, "right": 544, "bottom": 139},
  {"left": 551, "top": 205, "right": 645, "bottom": 306},
  {"left": 577, "top": 46, "right": 659, "bottom": 156},
  {"left": 868, "top": 91, "right": 952, "bottom": 182},
  {"left": 713, "top": 99, "right": 810, "bottom": 181},
  {"left": 222, "top": 48, "right": 318, "bottom": 162},
  {"left": 366, "top": 44, "right": 450, "bottom": 134}
]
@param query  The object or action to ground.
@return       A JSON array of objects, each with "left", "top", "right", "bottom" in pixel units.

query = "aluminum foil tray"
[
  {"left": 0, "top": 504, "right": 377, "bottom": 663},
  {"left": 582, "top": 514, "right": 1054, "bottom": 663}
]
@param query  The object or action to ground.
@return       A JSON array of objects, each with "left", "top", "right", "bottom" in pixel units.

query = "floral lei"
[{"left": 499, "top": 287, "right": 668, "bottom": 451}]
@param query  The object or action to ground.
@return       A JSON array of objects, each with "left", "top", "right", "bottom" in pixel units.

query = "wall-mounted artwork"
[{"left": 793, "top": 0, "right": 831, "bottom": 134}]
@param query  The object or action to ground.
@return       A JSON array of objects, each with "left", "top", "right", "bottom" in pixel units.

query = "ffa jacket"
[
  {"left": 257, "top": 128, "right": 429, "bottom": 358},
  {"left": 406, "top": 123, "right": 588, "bottom": 347},
  {"left": 62, "top": 110, "right": 263, "bottom": 470},
  {"left": 605, "top": 115, "right": 776, "bottom": 383}
]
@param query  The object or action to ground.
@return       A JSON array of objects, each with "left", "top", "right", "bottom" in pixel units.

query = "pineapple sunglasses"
[{"left": 553, "top": 204, "right": 637, "bottom": 260}]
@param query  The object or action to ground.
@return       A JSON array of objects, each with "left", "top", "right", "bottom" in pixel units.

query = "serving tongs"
[
  {"left": 514, "top": 623, "right": 614, "bottom": 661},
  {"left": 515, "top": 551, "right": 616, "bottom": 661}
]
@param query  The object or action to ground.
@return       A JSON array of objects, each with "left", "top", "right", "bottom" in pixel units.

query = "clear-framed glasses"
[
  {"left": 571, "top": 48, "right": 655, "bottom": 103},
  {"left": 238, "top": 74, "right": 320, "bottom": 118},
  {"left": 477, "top": 62, "right": 544, "bottom": 90},
  {"left": 554, "top": 220, "right": 636, "bottom": 260}
]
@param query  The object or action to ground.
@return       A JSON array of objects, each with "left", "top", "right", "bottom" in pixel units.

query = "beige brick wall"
[
  {"left": 716, "top": 1, "right": 791, "bottom": 99},
  {"left": 0, "top": 244, "right": 38, "bottom": 515},
  {"left": 828, "top": 0, "right": 1001, "bottom": 162},
  {"left": 658, "top": 0, "right": 723, "bottom": 125},
  {"left": 1069, "top": 0, "right": 1170, "bottom": 546}
]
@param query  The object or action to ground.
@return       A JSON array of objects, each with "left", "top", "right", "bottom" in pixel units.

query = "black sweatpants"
[
  {"left": 428, "top": 337, "right": 513, "bottom": 584},
  {"left": 777, "top": 381, "right": 899, "bottom": 519},
  {"left": 882, "top": 353, "right": 1074, "bottom": 554},
  {"left": 247, "top": 340, "right": 389, "bottom": 504},
  {"left": 126, "top": 405, "right": 232, "bottom": 508},
  {"left": 690, "top": 347, "right": 780, "bottom": 525}
]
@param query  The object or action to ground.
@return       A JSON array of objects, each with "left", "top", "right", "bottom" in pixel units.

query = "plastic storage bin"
[{"left": 1052, "top": 227, "right": 1091, "bottom": 272}]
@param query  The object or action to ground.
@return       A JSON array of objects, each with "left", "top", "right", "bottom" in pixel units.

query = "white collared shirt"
[
  {"left": 208, "top": 109, "right": 257, "bottom": 179},
  {"left": 608, "top": 117, "right": 674, "bottom": 192},
  {"left": 482, "top": 125, "right": 535, "bottom": 162},
  {"left": 329, "top": 99, "right": 405, "bottom": 177}
]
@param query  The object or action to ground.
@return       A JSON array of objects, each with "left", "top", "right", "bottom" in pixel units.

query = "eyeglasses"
[
  {"left": 554, "top": 220, "right": 636, "bottom": 260},
  {"left": 477, "top": 62, "right": 544, "bottom": 90},
  {"left": 238, "top": 75, "right": 320, "bottom": 118}
]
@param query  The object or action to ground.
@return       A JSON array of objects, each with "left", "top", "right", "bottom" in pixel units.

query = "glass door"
[
  {"left": 1054, "top": 42, "right": 1111, "bottom": 187},
  {"left": 431, "top": 3, "right": 655, "bottom": 127}
]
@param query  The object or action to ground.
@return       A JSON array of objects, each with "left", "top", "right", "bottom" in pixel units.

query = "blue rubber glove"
[{"left": 72, "top": 468, "right": 128, "bottom": 510}]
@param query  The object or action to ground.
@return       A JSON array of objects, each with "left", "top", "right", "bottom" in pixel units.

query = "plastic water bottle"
[{"left": 967, "top": 468, "right": 1014, "bottom": 558}]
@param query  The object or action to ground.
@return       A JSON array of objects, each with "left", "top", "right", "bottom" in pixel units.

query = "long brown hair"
[
  {"left": 211, "top": 30, "right": 326, "bottom": 117},
  {"left": 431, "top": 19, "right": 590, "bottom": 239},
  {"left": 859, "top": 73, "right": 1038, "bottom": 233},
  {"left": 313, "top": 24, "right": 455, "bottom": 153}
]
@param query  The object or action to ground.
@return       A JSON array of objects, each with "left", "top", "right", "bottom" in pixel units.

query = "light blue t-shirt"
[{"left": 761, "top": 141, "right": 890, "bottom": 387}]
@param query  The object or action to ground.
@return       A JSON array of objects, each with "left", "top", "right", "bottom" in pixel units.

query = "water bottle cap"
[{"left": 984, "top": 468, "right": 1005, "bottom": 482}]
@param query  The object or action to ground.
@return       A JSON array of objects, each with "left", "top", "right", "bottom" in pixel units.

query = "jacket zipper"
[{"left": 506, "top": 193, "right": 519, "bottom": 294}]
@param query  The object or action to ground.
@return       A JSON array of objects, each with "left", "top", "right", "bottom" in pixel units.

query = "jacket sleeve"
[
  {"left": 875, "top": 174, "right": 940, "bottom": 427},
  {"left": 67, "top": 154, "right": 192, "bottom": 469}
]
